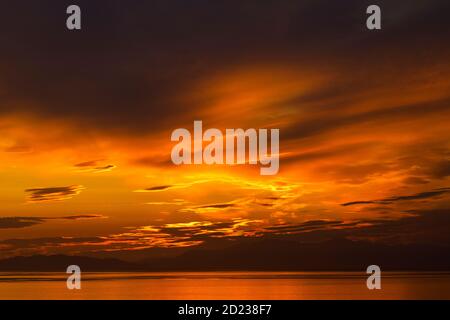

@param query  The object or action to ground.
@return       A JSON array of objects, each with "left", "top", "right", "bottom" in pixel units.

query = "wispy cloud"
[
  {"left": 145, "top": 199, "right": 188, "bottom": 206},
  {"left": 135, "top": 177, "right": 298, "bottom": 194},
  {"left": 341, "top": 188, "right": 450, "bottom": 207},
  {"left": 74, "top": 160, "right": 103, "bottom": 167},
  {"left": 264, "top": 220, "right": 361, "bottom": 235},
  {"left": 74, "top": 160, "right": 115, "bottom": 173},
  {"left": 133, "top": 180, "right": 212, "bottom": 193},
  {"left": 25, "top": 185, "right": 85, "bottom": 202},
  {"left": 179, "top": 200, "right": 243, "bottom": 214},
  {"left": 139, "top": 185, "right": 175, "bottom": 192},
  {"left": 0, "top": 217, "right": 44, "bottom": 229},
  {"left": 3, "top": 143, "right": 33, "bottom": 153},
  {"left": 128, "top": 218, "right": 265, "bottom": 245},
  {"left": 0, "top": 214, "right": 105, "bottom": 229}
]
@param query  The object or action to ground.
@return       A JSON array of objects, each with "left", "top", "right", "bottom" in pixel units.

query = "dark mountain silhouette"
[
  {"left": 0, "top": 254, "right": 138, "bottom": 271},
  {"left": 140, "top": 238, "right": 450, "bottom": 271},
  {"left": 1, "top": 239, "right": 449, "bottom": 271}
]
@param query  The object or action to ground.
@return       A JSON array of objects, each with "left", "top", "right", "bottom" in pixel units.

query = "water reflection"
[{"left": 1, "top": 272, "right": 449, "bottom": 300}]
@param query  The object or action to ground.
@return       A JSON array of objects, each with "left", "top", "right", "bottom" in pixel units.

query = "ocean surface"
[{"left": 1, "top": 271, "right": 450, "bottom": 300}]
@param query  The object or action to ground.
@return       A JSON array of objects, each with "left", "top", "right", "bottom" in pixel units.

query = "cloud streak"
[
  {"left": 0, "top": 215, "right": 105, "bottom": 229},
  {"left": 341, "top": 188, "right": 450, "bottom": 207},
  {"left": 74, "top": 160, "right": 115, "bottom": 173},
  {"left": 25, "top": 185, "right": 85, "bottom": 202}
]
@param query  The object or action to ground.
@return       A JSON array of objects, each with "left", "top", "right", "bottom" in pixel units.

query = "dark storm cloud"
[
  {"left": 0, "top": 0, "right": 449, "bottom": 133},
  {"left": 282, "top": 97, "right": 450, "bottom": 142},
  {"left": 341, "top": 188, "right": 450, "bottom": 206},
  {"left": 430, "top": 160, "right": 450, "bottom": 179},
  {"left": 402, "top": 176, "right": 430, "bottom": 185},
  {"left": 282, "top": 142, "right": 375, "bottom": 164},
  {"left": 2, "top": 209, "right": 450, "bottom": 260},
  {"left": 0, "top": 215, "right": 104, "bottom": 229},
  {"left": 0, "top": 220, "right": 239, "bottom": 257},
  {"left": 256, "top": 209, "right": 450, "bottom": 247},
  {"left": 25, "top": 185, "right": 84, "bottom": 202},
  {"left": 342, "top": 209, "right": 450, "bottom": 244}
]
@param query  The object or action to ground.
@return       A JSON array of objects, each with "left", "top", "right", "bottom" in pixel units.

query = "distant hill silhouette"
[
  {"left": 1, "top": 239, "right": 449, "bottom": 271},
  {"left": 0, "top": 254, "right": 138, "bottom": 271},
  {"left": 140, "top": 238, "right": 450, "bottom": 271}
]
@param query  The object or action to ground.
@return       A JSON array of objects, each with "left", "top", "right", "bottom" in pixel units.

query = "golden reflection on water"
[{"left": 1, "top": 272, "right": 450, "bottom": 300}]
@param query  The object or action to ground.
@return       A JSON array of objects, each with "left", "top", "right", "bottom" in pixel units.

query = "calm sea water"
[{"left": 1, "top": 271, "right": 450, "bottom": 300}]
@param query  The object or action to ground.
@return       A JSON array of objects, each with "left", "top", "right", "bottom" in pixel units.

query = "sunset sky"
[{"left": 0, "top": 0, "right": 449, "bottom": 264}]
